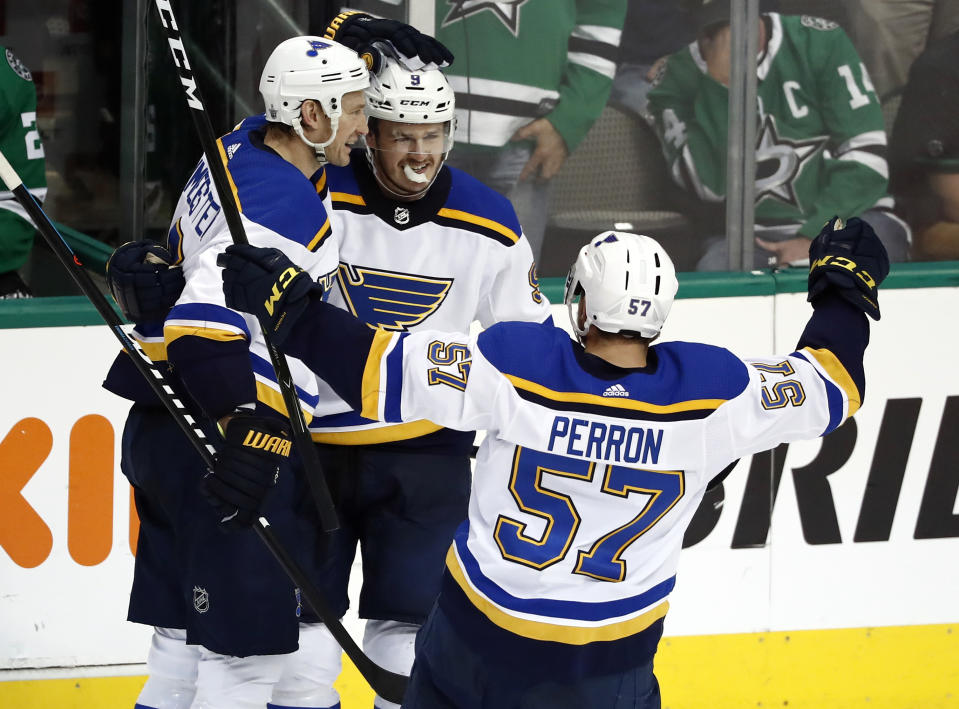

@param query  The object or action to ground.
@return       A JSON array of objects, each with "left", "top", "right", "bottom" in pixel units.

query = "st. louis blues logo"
[
  {"left": 338, "top": 264, "right": 453, "bottom": 331},
  {"left": 441, "top": 1, "right": 530, "bottom": 37}
]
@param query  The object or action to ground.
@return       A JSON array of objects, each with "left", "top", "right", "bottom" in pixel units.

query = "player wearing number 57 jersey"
[{"left": 218, "top": 218, "right": 887, "bottom": 707}]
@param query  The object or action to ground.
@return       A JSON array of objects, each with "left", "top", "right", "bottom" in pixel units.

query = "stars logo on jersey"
[
  {"left": 5, "top": 49, "right": 32, "bottom": 81},
  {"left": 754, "top": 114, "right": 827, "bottom": 209},
  {"left": 800, "top": 16, "right": 839, "bottom": 31},
  {"left": 337, "top": 263, "right": 453, "bottom": 331},
  {"left": 441, "top": 1, "right": 530, "bottom": 37}
]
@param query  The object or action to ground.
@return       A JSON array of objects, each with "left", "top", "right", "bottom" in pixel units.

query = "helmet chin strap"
[
  {"left": 365, "top": 146, "right": 448, "bottom": 201},
  {"left": 292, "top": 113, "right": 339, "bottom": 165}
]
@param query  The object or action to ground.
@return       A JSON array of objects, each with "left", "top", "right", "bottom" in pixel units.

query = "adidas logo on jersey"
[
  {"left": 226, "top": 143, "right": 241, "bottom": 160},
  {"left": 603, "top": 384, "right": 629, "bottom": 397}
]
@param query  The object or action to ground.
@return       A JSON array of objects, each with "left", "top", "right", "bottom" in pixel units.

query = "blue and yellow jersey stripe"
[
  {"left": 504, "top": 373, "right": 729, "bottom": 422},
  {"left": 794, "top": 346, "right": 861, "bottom": 434},
  {"left": 357, "top": 329, "right": 407, "bottom": 423},
  {"left": 447, "top": 528, "right": 672, "bottom": 644}
]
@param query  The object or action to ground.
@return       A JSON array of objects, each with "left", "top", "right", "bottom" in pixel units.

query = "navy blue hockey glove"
[
  {"left": 107, "top": 240, "right": 184, "bottom": 323},
  {"left": 807, "top": 216, "right": 889, "bottom": 320},
  {"left": 325, "top": 10, "right": 453, "bottom": 73},
  {"left": 202, "top": 413, "right": 291, "bottom": 531},
  {"left": 218, "top": 244, "right": 314, "bottom": 346}
]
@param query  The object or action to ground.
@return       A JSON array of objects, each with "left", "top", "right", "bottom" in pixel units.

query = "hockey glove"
[
  {"left": 107, "top": 240, "right": 184, "bottom": 323},
  {"left": 325, "top": 10, "right": 453, "bottom": 73},
  {"left": 218, "top": 244, "right": 315, "bottom": 346},
  {"left": 202, "top": 413, "right": 291, "bottom": 530},
  {"left": 807, "top": 216, "right": 889, "bottom": 320}
]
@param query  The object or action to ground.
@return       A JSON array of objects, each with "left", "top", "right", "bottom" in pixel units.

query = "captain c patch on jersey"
[{"left": 337, "top": 264, "right": 453, "bottom": 331}]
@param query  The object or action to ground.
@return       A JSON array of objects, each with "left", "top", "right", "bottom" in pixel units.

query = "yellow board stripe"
[
  {"left": 311, "top": 419, "right": 443, "bottom": 445},
  {"left": 437, "top": 207, "right": 519, "bottom": 244},
  {"left": 504, "top": 373, "right": 727, "bottom": 414},
  {"left": 164, "top": 325, "right": 247, "bottom": 347},
  {"left": 802, "top": 346, "right": 861, "bottom": 416},
  {"left": 446, "top": 546, "right": 669, "bottom": 644},
  {"left": 332, "top": 191, "right": 366, "bottom": 206},
  {"left": 6, "top": 625, "right": 956, "bottom": 709},
  {"left": 256, "top": 380, "right": 314, "bottom": 424},
  {"left": 315, "top": 168, "right": 327, "bottom": 194},
  {"left": 215, "top": 138, "right": 242, "bottom": 212},
  {"left": 307, "top": 217, "right": 332, "bottom": 252},
  {"left": 360, "top": 329, "right": 394, "bottom": 420}
]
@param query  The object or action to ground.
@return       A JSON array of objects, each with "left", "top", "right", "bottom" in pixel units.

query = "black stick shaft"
[
  {"left": 149, "top": 1, "right": 408, "bottom": 702},
  {"left": 0, "top": 145, "right": 408, "bottom": 705},
  {"left": 151, "top": 0, "right": 339, "bottom": 535}
]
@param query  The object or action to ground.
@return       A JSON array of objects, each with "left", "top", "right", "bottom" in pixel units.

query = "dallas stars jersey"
[
  {"left": 309, "top": 153, "right": 552, "bottom": 446},
  {"left": 279, "top": 288, "right": 868, "bottom": 677},
  {"left": 0, "top": 47, "right": 46, "bottom": 273},
  {"left": 647, "top": 14, "right": 891, "bottom": 238},
  {"left": 435, "top": 0, "right": 626, "bottom": 151},
  {"left": 159, "top": 117, "right": 338, "bottom": 420}
]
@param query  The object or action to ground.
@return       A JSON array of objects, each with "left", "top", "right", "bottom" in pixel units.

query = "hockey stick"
[
  {"left": 0, "top": 149, "right": 408, "bottom": 704},
  {"left": 150, "top": 2, "right": 408, "bottom": 702},
  {"left": 150, "top": 0, "right": 339, "bottom": 536}
]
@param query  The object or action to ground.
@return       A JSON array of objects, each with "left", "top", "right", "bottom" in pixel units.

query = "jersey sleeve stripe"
[
  {"left": 254, "top": 380, "right": 314, "bottom": 423},
  {"left": 133, "top": 333, "right": 167, "bottom": 363},
  {"left": 360, "top": 328, "right": 396, "bottom": 420},
  {"left": 167, "top": 303, "right": 252, "bottom": 338},
  {"left": 799, "top": 346, "right": 861, "bottom": 416},
  {"left": 167, "top": 218, "right": 185, "bottom": 265},
  {"left": 306, "top": 216, "right": 332, "bottom": 252},
  {"left": 310, "top": 419, "right": 442, "bottom": 444},
  {"left": 384, "top": 333, "right": 405, "bottom": 422},
  {"left": 215, "top": 139, "right": 243, "bottom": 212},
  {"left": 436, "top": 207, "right": 520, "bottom": 245},
  {"left": 164, "top": 325, "right": 247, "bottom": 346}
]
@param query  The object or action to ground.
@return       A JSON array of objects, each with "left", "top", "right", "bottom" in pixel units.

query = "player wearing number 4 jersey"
[{"left": 218, "top": 216, "right": 887, "bottom": 707}]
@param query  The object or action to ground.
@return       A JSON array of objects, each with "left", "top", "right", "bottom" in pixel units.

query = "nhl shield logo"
[
  {"left": 193, "top": 586, "right": 210, "bottom": 614},
  {"left": 394, "top": 206, "right": 410, "bottom": 225}
]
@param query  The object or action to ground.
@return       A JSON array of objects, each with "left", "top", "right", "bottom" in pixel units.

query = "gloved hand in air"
[
  {"left": 217, "top": 243, "right": 315, "bottom": 346},
  {"left": 325, "top": 11, "right": 453, "bottom": 73},
  {"left": 202, "top": 413, "right": 292, "bottom": 531},
  {"left": 807, "top": 216, "right": 889, "bottom": 320},
  {"left": 107, "top": 240, "right": 184, "bottom": 323}
]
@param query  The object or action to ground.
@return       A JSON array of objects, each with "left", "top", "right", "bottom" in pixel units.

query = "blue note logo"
[{"left": 337, "top": 264, "right": 453, "bottom": 331}]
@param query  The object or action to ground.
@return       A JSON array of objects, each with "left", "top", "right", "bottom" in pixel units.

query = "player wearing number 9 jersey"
[
  {"left": 217, "top": 218, "right": 885, "bottom": 708},
  {"left": 0, "top": 46, "right": 46, "bottom": 297}
]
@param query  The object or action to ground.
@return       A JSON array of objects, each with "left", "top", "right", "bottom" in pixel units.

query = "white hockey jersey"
[
  {"left": 308, "top": 155, "right": 552, "bottom": 445},
  {"left": 162, "top": 117, "right": 339, "bottom": 420},
  {"left": 281, "top": 300, "right": 865, "bottom": 674}
]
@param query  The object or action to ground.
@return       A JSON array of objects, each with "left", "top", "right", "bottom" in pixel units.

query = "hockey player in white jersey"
[
  {"left": 294, "top": 58, "right": 552, "bottom": 709},
  {"left": 216, "top": 216, "right": 887, "bottom": 708}
]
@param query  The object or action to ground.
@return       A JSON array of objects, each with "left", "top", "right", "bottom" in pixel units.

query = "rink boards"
[{"left": 0, "top": 280, "right": 957, "bottom": 708}]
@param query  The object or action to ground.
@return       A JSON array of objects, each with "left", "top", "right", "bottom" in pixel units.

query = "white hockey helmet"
[
  {"left": 259, "top": 36, "right": 370, "bottom": 161},
  {"left": 365, "top": 59, "right": 456, "bottom": 128},
  {"left": 564, "top": 232, "right": 679, "bottom": 341},
  {"left": 363, "top": 59, "right": 456, "bottom": 198}
]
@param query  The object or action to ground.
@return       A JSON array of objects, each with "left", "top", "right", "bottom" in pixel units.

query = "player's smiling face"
[
  {"left": 368, "top": 120, "right": 447, "bottom": 195},
  {"left": 325, "top": 90, "right": 369, "bottom": 167}
]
